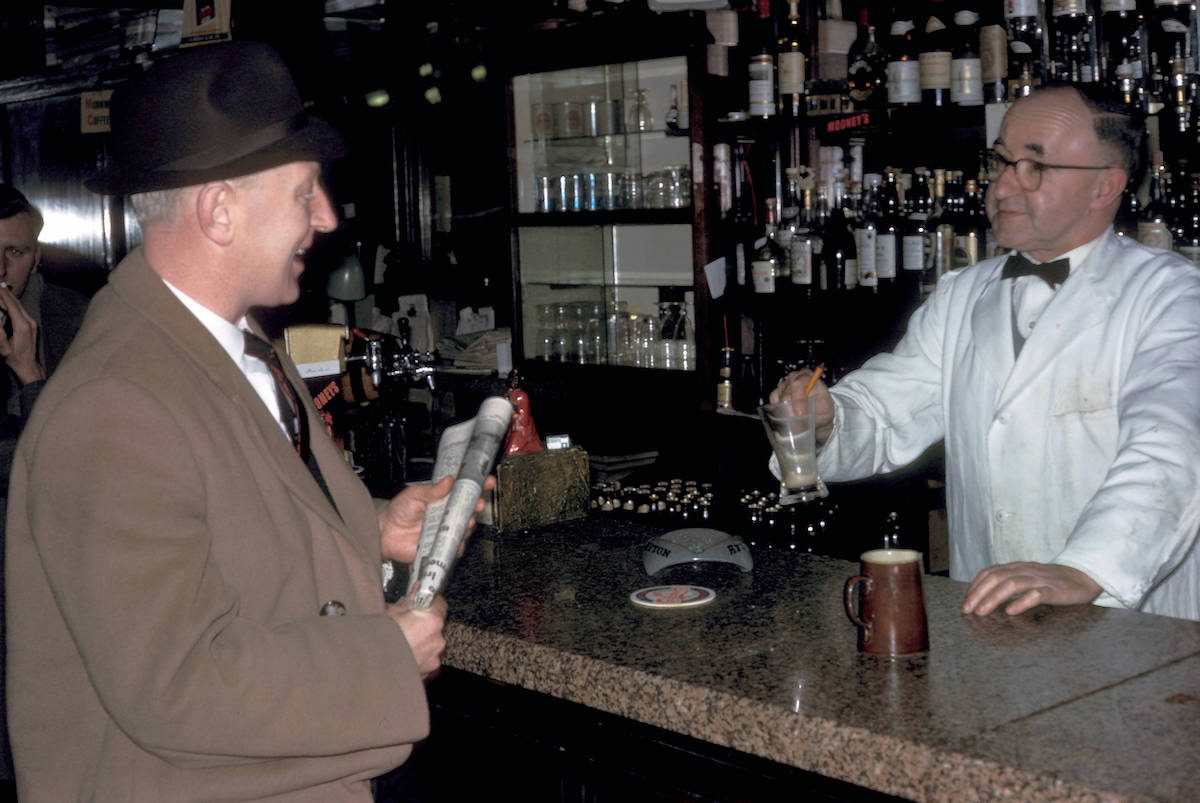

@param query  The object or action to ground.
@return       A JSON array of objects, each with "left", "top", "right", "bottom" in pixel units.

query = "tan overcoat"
[{"left": 6, "top": 249, "right": 427, "bottom": 801}]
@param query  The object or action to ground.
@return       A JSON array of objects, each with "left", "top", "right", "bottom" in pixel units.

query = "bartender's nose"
[
  {"left": 991, "top": 162, "right": 1023, "bottom": 200},
  {"left": 309, "top": 185, "right": 337, "bottom": 233}
]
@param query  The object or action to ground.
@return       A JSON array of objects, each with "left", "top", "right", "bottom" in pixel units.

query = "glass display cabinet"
[{"left": 511, "top": 56, "right": 698, "bottom": 371}]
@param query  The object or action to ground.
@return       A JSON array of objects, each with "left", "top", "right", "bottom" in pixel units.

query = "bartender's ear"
[
  {"left": 195, "top": 181, "right": 236, "bottom": 247},
  {"left": 1090, "top": 166, "right": 1126, "bottom": 211}
]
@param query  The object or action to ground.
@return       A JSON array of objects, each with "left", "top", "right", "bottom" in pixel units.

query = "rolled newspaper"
[{"left": 408, "top": 395, "right": 513, "bottom": 609}]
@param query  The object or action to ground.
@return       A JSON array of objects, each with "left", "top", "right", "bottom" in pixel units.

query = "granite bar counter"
[{"left": 416, "top": 515, "right": 1200, "bottom": 802}]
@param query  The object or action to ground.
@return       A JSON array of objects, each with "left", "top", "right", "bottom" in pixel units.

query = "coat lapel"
[
  {"left": 271, "top": 338, "right": 382, "bottom": 561},
  {"left": 995, "top": 232, "right": 1121, "bottom": 415},
  {"left": 968, "top": 262, "right": 1016, "bottom": 388},
  {"left": 110, "top": 253, "right": 359, "bottom": 544}
]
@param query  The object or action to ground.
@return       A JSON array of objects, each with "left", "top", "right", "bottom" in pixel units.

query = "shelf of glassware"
[
  {"left": 517, "top": 223, "right": 695, "bottom": 370},
  {"left": 513, "top": 56, "right": 690, "bottom": 215}
]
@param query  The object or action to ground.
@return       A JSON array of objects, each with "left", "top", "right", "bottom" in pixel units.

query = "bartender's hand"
[
  {"left": 769, "top": 369, "right": 836, "bottom": 444},
  {"left": 388, "top": 595, "right": 447, "bottom": 678},
  {"left": 961, "top": 562, "right": 1103, "bottom": 616},
  {"left": 379, "top": 475, "right": 496, "bottom": 563},
  {"left": 0, "top": 287, "right": 44, "bottom": 386}
]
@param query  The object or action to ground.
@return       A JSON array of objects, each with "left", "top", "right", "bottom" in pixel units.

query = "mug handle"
[{"left": 844, "top": 575, "right": 871, "bottom": 629}]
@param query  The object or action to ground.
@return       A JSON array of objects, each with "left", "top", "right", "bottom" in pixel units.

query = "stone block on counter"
[{"left": 494, "top": 447, "right": 589, "bottom": 531}]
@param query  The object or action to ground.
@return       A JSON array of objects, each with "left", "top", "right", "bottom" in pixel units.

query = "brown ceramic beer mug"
[{"left": 843, "top": 549, "right": 930, "bottom": 656}]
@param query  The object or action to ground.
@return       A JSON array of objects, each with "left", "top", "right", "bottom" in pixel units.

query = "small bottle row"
[
  {"left": 534, "top": 166, "right": 691, "bottom": 213},
  {"left": 531, "top": 86, "right": 674, "bottom": 140},
  {"left": 533, "top": 300, "right": 694, "bottom": 370}
]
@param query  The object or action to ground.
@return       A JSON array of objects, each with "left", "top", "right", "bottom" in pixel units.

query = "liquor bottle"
[
  {"left": 855, "top": 173, "right": 881, "bottom": 290},
  {"left": 815, "top": 0, "right": 856, "bottom": 88},
  {"left": 979, "top": 2, "right": 1009, "bottom": 102},
  {"left": 1168, "top": 165, "right": 1190, "bottom": 245},
  {"left": 876, "top": 169, "right": 903, "bottom": 291},
  {"left": 1101, "top": 0, "right": 1149, "bottom": 110},
  {"left": 777, "top": 176, "right": 798, "bottom": 272},
  {"left": 823, "top": 195, "right": 858, "bottom": 292},
  {"left": 887, "top": 6, "right": 922, "bottom": 106},
  {"left": 751, "top": 198, "right": 787, "bottom": 294},
  {"left": 1049, "top": 0, "right": 1100, "bottom": 84},
  {"left": 782, "top": 167, "right": 802, "bottom": 231},
  {"left": 1006, "top": 0, "right": 1049, "bottom": 99},
  {"left": 847, "top": 9, "right": 888, "bottom": 109},
  {"left": 903, "top": 168, "right": 935, "bottom": 303},
  {"left": 665, "top": 83, "right": 682, "bottom": 134},
  {"left": 790, "top": 188, "right": 822, "bottom": 298},
  {"left": 958, "top": 178, "right": 987, "bottom": 267},
  {"left": 778, "top": 0, "right": 808, "bottom": 119},
  {"left": 812, "top": 188, "right": 832, "bottom": 290},
  {"left": 920, "top": 1, "right": 955, "bottom": 107},
  {"left": 749, "top": 0, "right": 777, "bottom": 119},
  {"left": 1152, "top": 1, "right": 1197, "bottom": 92},
  {"left": 717, "top": 346, "right": 735, "bottom": 409},
  {"left": 732, "top": 143, "right": 756, "bottom": 292},
  {"left": 950, "top": 1, "right": 988, "bottom": 108},
  {"left": 952, "top": 2, "right": 985, "bottom": 106},
  {"left": 1161, "top": 41, "right": 1194, "bottom": 138},
  {"left": 931, "top": 168, "right": 957, "bottom": 277},
  {"left": 1137, "top": 159, "right": 1174, "bottom": 251},
  {"left": 1178, "top": 173, "right": 1200, "bottom": 265}
]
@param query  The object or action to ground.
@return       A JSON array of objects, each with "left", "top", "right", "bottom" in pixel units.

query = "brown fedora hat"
[{"left": 87, "top": 41, "right": 345, "bottom": 196}]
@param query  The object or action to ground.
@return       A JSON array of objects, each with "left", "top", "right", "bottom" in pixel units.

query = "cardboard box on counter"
[{"left": 492, "top": 447, "right": 589, "bottom": 531}]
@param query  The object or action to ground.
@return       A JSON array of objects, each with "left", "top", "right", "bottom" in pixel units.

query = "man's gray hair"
[
  {"left": 1044, "top": 83, "right": 1147, "bottom": 186},
  {"left": 128, "top": 188, "right": 188, "bottom": 225},
  {"left": 128, "top": 174, "right": 261, "bottom": 226}
]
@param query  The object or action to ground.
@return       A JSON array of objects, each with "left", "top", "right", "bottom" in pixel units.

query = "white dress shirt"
[
  {"left": 1010, "top": 235, "right": 1103, "bottom": 341},
  {"left": 162, "top": 279, "right": 288, "bottom": 438}
]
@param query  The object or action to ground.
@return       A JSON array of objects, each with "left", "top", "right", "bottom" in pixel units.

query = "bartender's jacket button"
[
  {"left": 994, "top": 510, "right": 1007, "bottom": 523},
  {"left": 996, "top": 413, "right": 1011, "bottom": 425},
  {"left": 319, "top": 600, "right": 347, "bottom": 616}
]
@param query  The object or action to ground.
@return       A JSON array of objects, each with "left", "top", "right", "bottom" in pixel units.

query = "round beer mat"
[{"left": 629, "top": 585, "right": 716, "bottom": 609}]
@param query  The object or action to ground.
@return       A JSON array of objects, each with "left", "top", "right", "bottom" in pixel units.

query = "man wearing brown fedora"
[{"left": 5, "top": 42, "right": 476, "bottom": 802}]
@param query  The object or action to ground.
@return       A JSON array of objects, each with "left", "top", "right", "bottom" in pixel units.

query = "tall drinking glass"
[{"left": 759, "top": 398, "right": 822, "bottom": 505}]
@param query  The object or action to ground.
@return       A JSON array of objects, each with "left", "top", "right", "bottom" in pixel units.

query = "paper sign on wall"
[
  {"left": 81, "top": 90, "right": 113, "bottom": 134},
  {"left": 181, "top": 0, "right": 232, "bottom": 48}
]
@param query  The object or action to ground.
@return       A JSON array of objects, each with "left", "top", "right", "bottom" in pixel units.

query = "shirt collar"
[
  {"left": 1015, "top": 228, "right": 1110, "bottom": 275},
  {"left": 161, "top": 278, "right": 251, "bottom": 367}
]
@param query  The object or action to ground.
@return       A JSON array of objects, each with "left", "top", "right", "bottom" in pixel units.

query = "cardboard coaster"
[{"left": 629, "top": 585, "right": 716, "bottom": 609}]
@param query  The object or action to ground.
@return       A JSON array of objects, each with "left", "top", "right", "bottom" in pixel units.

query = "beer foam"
[{"left": 860, "top": 548, "right": 922, "bottom": 565}]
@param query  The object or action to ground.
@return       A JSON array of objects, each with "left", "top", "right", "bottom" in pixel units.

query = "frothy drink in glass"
[{"left": 759, "top": 397, "right": 821, "bottom": 504}]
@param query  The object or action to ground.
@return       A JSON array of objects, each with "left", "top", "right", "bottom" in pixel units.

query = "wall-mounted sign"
[
  {"left": 181, "top": 0, "right": 232, "bottom": 48},
  {"left": 81, "top": 90, "right": 113, "bottom": 134},
  {"left": 825, "top": 111, "right": 873, "bottom": 136}
]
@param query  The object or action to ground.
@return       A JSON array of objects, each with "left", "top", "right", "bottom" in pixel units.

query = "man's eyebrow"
[{"left": 994, "top": 136, "right": 1047, "bottom": 159}]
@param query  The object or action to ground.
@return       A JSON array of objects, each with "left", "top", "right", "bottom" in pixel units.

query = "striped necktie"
[
  {"left": 243, "top": 330, "right": 306, "bottom": 457},
  {"left": 243, "top": 331, "right": 339, "bottom": 514}
]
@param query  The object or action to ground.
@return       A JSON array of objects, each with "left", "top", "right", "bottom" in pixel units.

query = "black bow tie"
[{"left": 1001, "top": 253, "right": 1070, "bottom": 288}]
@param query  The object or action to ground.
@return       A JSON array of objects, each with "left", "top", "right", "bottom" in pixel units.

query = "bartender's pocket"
[{"left": 1048, "top": 378, "right": 1116, "bottom": 419}]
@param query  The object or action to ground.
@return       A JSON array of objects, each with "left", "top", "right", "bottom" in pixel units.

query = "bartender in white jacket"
[{"left": 773, "top": 85, "right": 1200, "bottom": 621}]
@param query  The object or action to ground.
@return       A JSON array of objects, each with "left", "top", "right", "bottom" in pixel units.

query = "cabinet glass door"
[{"left": 513, "top": 56, "right": 695, "bottom": 370}]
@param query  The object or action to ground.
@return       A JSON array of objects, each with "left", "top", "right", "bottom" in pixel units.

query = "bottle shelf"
[
  {"left": 523, "top": 128, "right": 689, "bottom": 146},
  {"left": 514, "top": 209, "right": 692, "bottom": 227}
]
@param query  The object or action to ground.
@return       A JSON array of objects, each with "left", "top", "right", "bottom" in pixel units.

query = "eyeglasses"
[{"left": 984, "top": 149, "right": 1116, "bottom": 192}]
